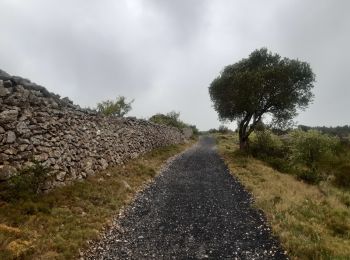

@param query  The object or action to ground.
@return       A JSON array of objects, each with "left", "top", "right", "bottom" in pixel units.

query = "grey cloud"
[{"left": 0, "top": 0, "right": 349, "bottom": 130}]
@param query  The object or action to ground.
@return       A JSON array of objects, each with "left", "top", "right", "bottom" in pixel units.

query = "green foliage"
[
  {"left": 334, "top": 161, "right": 350, "bottom": 188},
  {"left": 250, "top": 130, "right": 290, "bottom": 172},
  {"left": 209, "top": 48, "right": 315, "bottom": 149},
  {"left": 149, "top": 111, "right": 185, "bottom": 129},
  {"left": 250, "top": 130, "right": 284, "bottom": 157},
  {"left": 208, "top": 125, "right": 231, "bottom": 134},
  {"left": 188, "top": 125, "right": 199, "bottom": 136},
  {"left": 249, "top": 129, "right": 350, "bottom": 186},
  {"left": 97, "top": 96, "right": 134, "bottom": 117},
  {"left": 218, "top": 125, "right": 230, "bottom": 134},
  {"left": 295, "top": 169, "right": 324, "bottom": 185},
  {"left": 149, "top": 111, "right": 199, "bottom": 134},
  {"left": 0, "top": 162, "right": 52, "bottom": 202},
  {"left": 149, "top": 112, "right": 199, "bottom": 138},
  {"left": 298, "top": 124, "right": 350, "bottom": 138},
  {"left": 289, "top": 130, "right": 340, "bottom": 175}
]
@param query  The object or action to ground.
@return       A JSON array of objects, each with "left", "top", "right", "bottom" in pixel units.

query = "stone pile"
[{"left": 0, "top": 69, "right": 185, "bottom": 190}]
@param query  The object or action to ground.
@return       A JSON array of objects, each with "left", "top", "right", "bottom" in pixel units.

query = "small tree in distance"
[
  {"left": 149, "top": 111, "right": 186, "bottom": 129},
  {"left": 209, "top": 48, "right": 315, "bottom": 150},
  {"left": 149, "top": 111, "right": 199, "bottom": 135},
  {"left": 97, "top": 96, "right": 134, "bottom": 117}
]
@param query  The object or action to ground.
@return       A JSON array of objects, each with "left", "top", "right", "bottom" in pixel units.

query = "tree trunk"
[{"left": 239, "top": 134, "right": 249, "bottom": 150}]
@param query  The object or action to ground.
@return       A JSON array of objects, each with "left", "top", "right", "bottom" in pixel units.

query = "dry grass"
[
  {"left": 215, "top": 133, "right": 350, "bottom": 259},
  {"left": 0, "top": 142, "right": 193, "bottom": 260}
]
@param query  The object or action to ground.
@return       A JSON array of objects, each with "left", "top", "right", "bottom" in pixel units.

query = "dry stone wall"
[{"left": 0, "top": 69, "right": 185, "bottom": 190}]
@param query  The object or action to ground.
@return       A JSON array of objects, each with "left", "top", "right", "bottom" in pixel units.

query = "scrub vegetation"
[
  {"left": 149, "top": 111, "right": 199, "bottom": 136},
  {"left": 215, "top": 132, "right": 350, "bottom": 259}
]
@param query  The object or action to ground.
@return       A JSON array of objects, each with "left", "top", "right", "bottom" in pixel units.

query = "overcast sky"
[{"left": 0, "top": 0, "right": 349, "bottom": 130}]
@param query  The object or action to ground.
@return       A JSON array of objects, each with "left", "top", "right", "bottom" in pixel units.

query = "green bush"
[
  {"left": 218, "top": 125, "right": 230, "bottom": 134},
  {"left": 96, "top": 96, "right": 134, "bottom": 117},
  {"left": 266, "top": 157, "right": 291, "bottom": 173},
  {"left": 289, "top": 130, "right": 340, "bottom": 182},
  {"left": 149, "top": 111, "right": 199, "bottom": 136},
  {"left": 247, "top": 128, "right": 349, "bottom": 186},
  {"left": 1, "top": 162, "right": 52, "bottom": 201},
  {"left": 250, "top": 130, "right": 286, "bottom": 158},
  {"left": 249, "top": 130, "right": 292, "bottom": 173},
  {"left": 149, "top": 111, "right": 186, "bottom": 129},
  {"left": 334, "top": 163, "right": 350, "bottom": 188},
  {"left": 296, "top": 169, "right": 324, "bottom": 184},
  {"left": 208, "top": 125, "right": 232, "bottom": 134},
  {"left": 188, "top": 125, "right": 199, "bottom": 136}
]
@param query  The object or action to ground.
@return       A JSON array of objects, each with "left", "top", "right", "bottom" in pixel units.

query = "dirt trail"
[{"left": 86, "top": 136, "right": 287, "bottom": 259}]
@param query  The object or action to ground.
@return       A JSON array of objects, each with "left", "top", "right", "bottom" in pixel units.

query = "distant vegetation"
[
  {"left": 209, "top": 48, "right": 315, "bottom": 150},
  {"left": 96, "top": 96, "right": 134, "bottom": 117},
  {"left": 298, "top": 124, "right": 350, "bottom": 138},
  {"left": 208, "top": 125, "right": 232, "bottom": 134},
  {"left": 149, "top": 111, "right": 199, "bottom": 136}
]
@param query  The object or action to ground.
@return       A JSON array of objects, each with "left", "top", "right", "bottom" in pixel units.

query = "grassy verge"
[
  {"left": 0, "top": 142, "right": 193, "bottom": 260},
  {"left": 215, "top": 133, "right": 350, "bottom": 259}
]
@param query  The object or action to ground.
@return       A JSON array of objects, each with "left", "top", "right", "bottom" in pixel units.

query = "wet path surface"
[{"left": 86, "top": 136, "right": 287, "bottom": 259}]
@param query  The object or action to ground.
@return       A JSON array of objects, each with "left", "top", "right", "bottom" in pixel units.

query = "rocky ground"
[{"left": 85, "top": 136, "right": 287, "bottom": 259}]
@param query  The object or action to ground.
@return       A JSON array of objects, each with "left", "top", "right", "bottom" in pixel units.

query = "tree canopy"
[
  {"left": 209, "top": 48, "right": 315, "bottom": 149},
  {"left": 97, "top": 96, "right": 134, "bottom": 117}
]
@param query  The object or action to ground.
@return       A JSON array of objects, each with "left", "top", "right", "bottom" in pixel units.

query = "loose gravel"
[{"left": 85, "top": 136, "right": 288, "bottom": 259}]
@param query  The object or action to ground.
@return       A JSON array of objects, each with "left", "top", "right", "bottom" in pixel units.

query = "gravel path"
[{"left": 86, "top": 136, "right": 287, "bottom": 259}]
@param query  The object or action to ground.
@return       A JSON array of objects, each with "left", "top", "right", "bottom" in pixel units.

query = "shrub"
[
  {"left": 250, "top": 130, "right": 286, "bottom": 158},
  {"left": 334, "top": 163, "right": 350, "bottom": 188},
  {"left": 149, "top": 111, "right": 186, "bottom": 129},
  {"left": 208, "top": 126, "right": 231, "bottom": 134},
  {"left": 97, "top": 96, "right": 134, "bottom": 117},
  {"left": 149, "top": 111, "right": 199, "bottom": 136},
  {"left": 289, "top": 130, "right": 340, "bottom": 183},
  {"left": 290, "top": 130, "right": 339, "bottom": 170},
  {"left": 296, "top": 169, "right": 324, "bottom": 184},
  {"left": 188, "top": 125, "right": 199, "bottom": 136},
  {"left": 266, "top": 157, "right": 291, "bottom": 173},
  {"left": 1, "top": 162, "right": 52, "bottom": 201},
  {"left": 249, "top": 130, "right": 291, "bottom": 172},
  {"left": 218, "top": 125, "right": 230, "bottom": 134}
]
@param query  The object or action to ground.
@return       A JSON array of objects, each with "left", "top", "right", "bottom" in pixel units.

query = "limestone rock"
[
  {"left": 0, "top": 110, "right": 19, "bottom": 123},
  {"left": 34, "top": 153, "right": 49, "bottom": 162},
  {"left": 56, "top": 171, "right": 66, "bottom": 182},
  {"left": 16, "top": 121, "right": 30, "bottom": 135},
  {"left": 182, "top": 127, "right": 193, "bottom": 139},
  {"left": 0, "top": 84, "right": 11, "bottom": 97},
  {"left": 100, "top": 158, "right": 108, "bottom": 170},
  {"left": 0, "top": 165, "right": 16, "bottom": 181},
  {"left": 6, "top": 131, "right": 16, "bottom": 143}
]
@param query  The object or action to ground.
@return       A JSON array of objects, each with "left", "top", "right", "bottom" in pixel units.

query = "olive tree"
[{"left": 209, "top": 48, "right": 315, "bottom": 150}]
